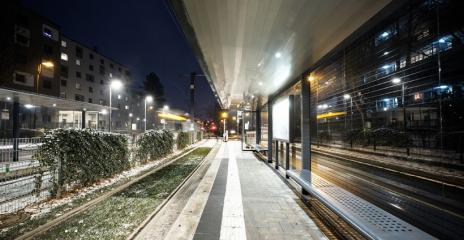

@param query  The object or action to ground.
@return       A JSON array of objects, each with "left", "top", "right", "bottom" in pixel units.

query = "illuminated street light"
[
  {"left": 275, "top": 53, "right": 281, "bottom": 58},
  {"left": 392, "top": 78, "right": 401, "bottom": 83},
  {"left": 309, "top": 77, "right": 314, "bottom": 81},
  {"left": 344, "top": 94, "right": 350, "bottom": 99}
]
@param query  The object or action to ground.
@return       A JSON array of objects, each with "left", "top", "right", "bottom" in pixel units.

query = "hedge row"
[
  {"left": 341, "top": 128, "right": 413, "bottom": 147},
  {"left": 33, "top": 128, "right": 177, "bottom": 199},
  {"left": 177, "top": 131, "right": 191, "bottom": 150},
  {"left": 34, "top": 128, "right": 130, "bottom": 198},
  {"left": 136, "top": 129, "right": 174, "bottom": 164},
  {"left": 196, "top": 130, "right": 203, "bottom": 142}
]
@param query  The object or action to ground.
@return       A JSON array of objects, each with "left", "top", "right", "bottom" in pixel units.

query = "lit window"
[
  {"left": 61, "top": 53, "right": 68, "bottom": 61},
  {"left": 125, "top": 105, "right": 129, "bottom": 110},
  {"left": 43, "top": 27, "right": 52, "bottom": 37},
  {"left": 110, "top": 73, "right": 112, "bottom": 78},
  {"left": 62, "top": 40, "right": 67, "bottom": 47},
  {"left": 76, "top": 59, "right": 81, "bottom": 66},
  {"left": 76, "top": 83, "right": 81, "bottom": 90},
  {"left": 137, "top": 103, "right": 140, "bottom": 106},
  {"left": 423, "top": 29, "right": 429, "bottom": 37},
  {"left": 400, "top": 60, "right": 406, "bottom": 68},
  {"left": 118, "top": 95, "right": 121, "bottom": 99}
]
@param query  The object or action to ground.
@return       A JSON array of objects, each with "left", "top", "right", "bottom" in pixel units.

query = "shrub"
[
  {"left": 342, "top": 128, "right": 413, "bottom": 147},
  {"left": 177, "top": 131, "right": 190, "bottom": 150},
  {"left": 196, "top": 130, "right": 203, "bottom": 142},
  {"left": 136, "top": 129, "right": 174, "bottom": 163},
  {"left": 33, "top": 128, "right": 129, "bottom": 198}
]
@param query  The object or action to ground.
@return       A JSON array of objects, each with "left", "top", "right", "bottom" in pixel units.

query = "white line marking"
[{"left": 220, "top": 144, "right": 246, "bottom": 240}]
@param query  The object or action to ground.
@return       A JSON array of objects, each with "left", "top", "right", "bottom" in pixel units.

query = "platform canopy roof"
[
  {"left": 0, "top": 87, "right": 116, "bottom": 112},
  {"left": 170, "top": 0, "right": 398, "bottom": 109}
]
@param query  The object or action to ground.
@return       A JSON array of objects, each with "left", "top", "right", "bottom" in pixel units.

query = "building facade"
[{"left": 59, "top": 36, "right": 133, "bottom": 132}]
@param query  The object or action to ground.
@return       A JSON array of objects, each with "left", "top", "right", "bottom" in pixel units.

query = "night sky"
[{"left": 19, "top": 0, "right": 217, "bottom": 117}]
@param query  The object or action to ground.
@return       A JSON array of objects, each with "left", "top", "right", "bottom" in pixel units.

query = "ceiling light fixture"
[{"left": 275, "top": 53, "right": 281, "bottom": 58}]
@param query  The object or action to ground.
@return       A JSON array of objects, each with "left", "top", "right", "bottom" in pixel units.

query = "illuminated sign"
[{"left": 272, "top": 95, "right": 294, "bottom": 143}]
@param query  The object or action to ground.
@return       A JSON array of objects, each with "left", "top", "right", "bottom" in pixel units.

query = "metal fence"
[{"left": 0, "top": 129, "right": 202, "bottom": 215}]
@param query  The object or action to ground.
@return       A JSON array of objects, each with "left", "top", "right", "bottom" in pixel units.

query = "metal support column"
[
  {"left": 190, "top": 72, "right": 195, "bottom": 130},
  {"left": 301, "top": 74, "right": 311, "bottom": 171},
  {"left": 275, "top": 140, "right": 279, "bottom": 169},
  {"left": 12, "top": 98, "right": 20, "bottom": 162},
  {"left": 285, "top": 142, "right": 290, "bottom": 178},
  {"left": 82, "top": 111, "right": 86, "bottom": 129},
  {"left": 267, "top": 96, "right": 273, "bottom": 163},
  {"left": 256, "top": 108, "right": 261, "bottom": 144}
]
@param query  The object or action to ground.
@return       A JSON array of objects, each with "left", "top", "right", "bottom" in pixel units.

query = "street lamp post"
[
  {"left": 222, "top": 112, "right": 227, "bottom": 141},
  {"left": 145, "top": 96, "right": 153, "bottom": 132},
  {"left": 109, "top": 80, "right": 122, "bottom": 132}
]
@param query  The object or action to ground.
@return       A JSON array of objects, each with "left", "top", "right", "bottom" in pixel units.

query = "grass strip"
[
  {"left": 32, "top": 147, "right": 212, "bottom": 240},
  {"left": 0, "top": 144, "right": 200, "bottom": 240}
]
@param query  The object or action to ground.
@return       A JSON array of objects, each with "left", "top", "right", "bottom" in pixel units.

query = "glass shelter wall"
[{"left": 266, "top": 0, "right": 464, "bottom": 239}]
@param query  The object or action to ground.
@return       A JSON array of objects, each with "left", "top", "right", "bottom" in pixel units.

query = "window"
[
  {"left": 89, "top": 87, "right": 93, "bottom": 93},
  {"left": 76, "top": 71, "right": 81, "bottom": 78},
  {"left": 118, "top": 104, "right": 121, "bottom": 109},
  {"left": 60, "top": 65, "right": 68, "bottom": 78},
  {"left": 75, "top": 94, "right": 84, "bottom": 102},
  {"left": 118, "top": 67, "right": 121, "bottom": 72},
  {"left": 43, "top": 80, "right": 52, "bottom": 89},
  {"left": 118, "top": 95, "right": 121, "bottom": 99},
  {"left": 61, "top": 79, "right": 67, "bottom": 86},
  {"left": 99, "top": 99, "right": 106, "bottom": 105},
  {"left": 89, "top": 98, "right": 93, "bottom": 103},
  {"left": 60, "top": 93, "right": 66, "bottom": 98},
  {"left": 125, "top": 113, "right": 129, "bottom": 121},
  {"left": 137, "top": 102, "right": 140, "bottom": 106},
  {"left": 110, "top": 63, "right": 113, "bottom": 69},
  {"left": 100, "top": 59, "right": 104, "bottom": 64},
  {"left": 89, "top": 53, "right": 94, "bottom": 59},
  {"left": 100, "top": 90, "right": 103, "bottom": 95},
  {"left": 76, "top": 59, "right": 81, "bottom": 66},
  {"left": 124, "top": 96, "right": 129, "bottom": 101},
  {"left": 125, "top": 105, "right": 129, "bottom": 110},
  {"left": 125, "top": 70, "right": 131, "bottom": 77},
  {"left": 43, "top": 44, "right": 52, "bottom": 54},
  {"left": 117, "top": 113, "right": 121, "bottom": 118},
  {"left": 61, "top": 53, "right": 68, "bottom": 61},
  {"left": 117, "top": 121, "right": 121, "bottom": 126},
  {"left": 61, "top": 40, "right": 67, "bottom": 47},
  {"left": 86, "top": 73, "right": 94, "bottom": 82},
  {"left": 89, "top": 65, "right": 94, "bottom": 71},
  {"left": 109, "top": 73, "right": 112, "bottom": 78},
  {"left": 15, "top": 74, "right": 26, "bottom": 83},
  {"left": 43, "top": 27, "right": 52, "bottom": 37},
  {"left": 14, "top": 26, "right": 30, "bottom": 46},
  {"left": 100, "top": 65, "right": 105, "bottom": 75},
  {"left": 100, "top": 79, "right": 104, "bottom": 85},
  {"left": 76, "top": 83, "right": 81, "bottom": 89},
  {"left": 76, "top": 46, "right": 83, "bottom": 58},
  {"left": 15, "top": 54, "right": 27, "bottom": 63}
]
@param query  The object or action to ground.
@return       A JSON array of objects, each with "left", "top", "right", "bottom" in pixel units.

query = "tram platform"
[{"left": 134, "top": 140, "right": 327, "bottom": 240}]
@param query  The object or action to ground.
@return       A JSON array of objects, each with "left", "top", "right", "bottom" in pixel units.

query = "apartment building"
[
  {"left": 59, "top": 36, "right": 133, "bottom": 132},
  {"left": 2, "top": 0, "right": 61, "bottom": 97}
]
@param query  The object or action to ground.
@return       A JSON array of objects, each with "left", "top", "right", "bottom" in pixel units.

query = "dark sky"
[{"left": 20, "top": 0, "right": 216, "bottom": 116}]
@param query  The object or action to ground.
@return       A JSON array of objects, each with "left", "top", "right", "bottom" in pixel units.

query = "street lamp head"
[
  {"left": 392, "top": 78, "right": 401, "bottom": 83},
  {"left": 309, "top": 77, "right": 314, "bottom": 81},
  {"left": 137, "top": 118, "right": 140, "bottom": 120},
  {"left": 129, "top": 113, "right": 133, "bottom": 117},
  {"left": 111, "top": 80, "right": 122, "bottom": 88},
  {"left": 164, "top": 105, "right": 169, "bottom": 110},
  {"left": 102, "top": 110, "right": 107, "bottom": 114},
  {"left": 222, "top": 112, "right": 227, "bottom": 117},
  {"left": 146, "top": 96, "right": 153, "bottom": 101},
  {"left": 344, "top": 94, "right": 350, "bottom": 99},
  {"left": 42, "top": 61, "right": 54, "bottom": 67}
]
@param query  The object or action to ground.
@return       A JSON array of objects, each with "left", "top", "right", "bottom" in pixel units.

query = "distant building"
[{"left": 59, "top": 36, "right": 133, "bottom": 132}]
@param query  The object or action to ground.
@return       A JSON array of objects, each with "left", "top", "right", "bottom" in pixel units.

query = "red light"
[
  {"left": 212, "top": 126, "right": 216, "bottom": 129},
  {"left": 207, "top": 120, "right": 210, "bottom": 123},
  {"left": 201, "top": 127, "right": 204, "bottom": 130}
]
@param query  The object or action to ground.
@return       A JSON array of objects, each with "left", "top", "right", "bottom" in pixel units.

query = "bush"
[
  {"left": 177, "top": 131, "right": 190, "bottom": 150},
  {"left": 33, "top": 128, "right": 130, "bottom": 198},
  {"left": 435, "top": 132, "right": 464, "bottom": 153},
  {"left": 317, "top": 130, "right": 332, "bottom": 144},
  {"left": 136, "top": 129, "right": 174, "bottom": 163},
  {"left": 196, "top": 130, "right": 203, "bottom": 142}
]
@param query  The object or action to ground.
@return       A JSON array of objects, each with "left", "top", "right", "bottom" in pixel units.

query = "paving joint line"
[{"left": 15, "top": 140, "right": 214, "bottom": 240}]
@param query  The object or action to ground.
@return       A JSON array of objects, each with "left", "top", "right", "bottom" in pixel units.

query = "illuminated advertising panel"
[{"left": 272, "top": 95, "right": 294, "bottom": 143}]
